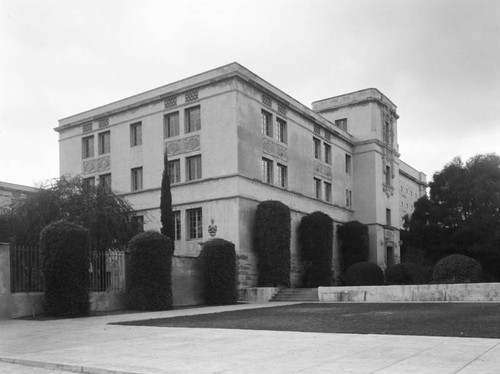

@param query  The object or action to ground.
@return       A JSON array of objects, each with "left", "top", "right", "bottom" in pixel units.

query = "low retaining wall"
[
  {"left": 238, "top": 287, "right": 280, "bottom": 302},
  {"left": 319, "top": 283, "right": 500, "bottom": 302}
]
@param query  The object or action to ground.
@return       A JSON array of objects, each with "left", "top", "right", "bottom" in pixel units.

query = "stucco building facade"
[
  {"left": 55, "top": 63, "right": 426, "bottom": 287},
  {"left": 0, "top": 181, "right": 37, "bottom": 210}
]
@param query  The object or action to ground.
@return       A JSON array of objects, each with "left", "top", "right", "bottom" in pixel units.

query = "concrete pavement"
[{"left": 1, "top": 302, "right": 499, "bottom": 374}]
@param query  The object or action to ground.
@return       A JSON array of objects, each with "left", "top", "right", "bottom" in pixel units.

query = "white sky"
[{"left": 1, "top": 0, "right": 499, "bottom": 187}]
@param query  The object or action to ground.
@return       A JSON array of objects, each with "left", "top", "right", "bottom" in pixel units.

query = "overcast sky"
[{"left": 1, "top": 0, "right": 499, "bottom": 187}]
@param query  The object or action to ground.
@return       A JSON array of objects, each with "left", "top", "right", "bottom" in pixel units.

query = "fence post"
[{"left": 0, "top": 243, "right": 11, "bottom": 296}]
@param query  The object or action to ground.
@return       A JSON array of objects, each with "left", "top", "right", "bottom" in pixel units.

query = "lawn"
[{"left": 116, "top": 303, "right": 500, "bottom": 338}]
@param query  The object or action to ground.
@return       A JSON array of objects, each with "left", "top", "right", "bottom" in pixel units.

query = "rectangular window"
[
  {"left": 335, "top": 118, "right": 347, "bottom": 131},
  {"left": 262, "top": 158, "right": 273, "bottom": 184},
  {"left": 386, "top": 165, "right": 391, "bottom": 186},
  {"left": 187, "top": 208, "right": 203, "bottom": 240},
  {"left": 313, "top": 137, "right": 321, "bottom": 159},
  {"left": 324, "top": 143, "right": 331, "bottom": 164},
  {"left": 325, "top": 182, "right": 332, "bottom": 202},
  {"left": 276, "top": 118, "right": 287, "bottom": 143},
  {"left": 167, "top": 159, "right": 181, "bottom": 184},
  {"left": 186, "top": 155, "right": 202, "bottom": 181},
  {"left": 98, "top": 131, "right": 110, "bottom": 155},
  {"left": 173, "top": 211, "right": 181, "bottom": 240},
  {"left": 131, "top": 167, "right": 143, "bottom": 191},
  {"left": 164, "top": 112, "right": 179, "bottom": 138},
  {"left": 261, "top": 110, "right": 272, "bottom": 137},
  {"left": 276, "top": 163, "right": 287, "bottom": 188},
  {"left": 345, "top": 154, "right": 352, "bottom": 174},
  {"left": 386, "top": 208, "right": 392, "bottom": 226},
  {"left": 82, "top": 136, "right": 94, "bottom": 159},
  {"left": 185, "top": 106, "right": 201, "bottom": 133},
  {"left": 99, "top": 174, "right": 111, "bottom": 189},
  {"left": 132, "top": 215, "right": 144, "bottom": 233},
  {"left": 314, "top": 178, "right": 322, "bottom": 199},
  {"left": 130, "top": 122, "right": 142, "bottom": 147},
  {"left": 83, "top": 177, "right": 95, "bottom": 189},
  {"left": 346, "top": 189, "right": 352, "bottom": 208}
]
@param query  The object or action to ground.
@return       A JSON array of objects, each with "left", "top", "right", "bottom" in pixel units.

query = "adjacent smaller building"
[{"left": 0, "top": 181, "right": 37, "bottom": 210}]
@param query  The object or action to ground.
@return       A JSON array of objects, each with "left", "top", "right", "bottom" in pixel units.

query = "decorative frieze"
[
  {"left": 83, "top": 156, "right": 110, "bottom": 175},
  {"left": 314, "top": 124, "right": 321, "bottom": 135},
  {"left": 384, "top": 229, "right": 395, "bottom": 245},
  {"left": 383, "top": 183, "right": 395, "bottom": 198},
  {"left": 262, "top": 94, "right": 272, "bottom": 107},
  {"left": 166, "top": 135, "right": 200, "bottom": 156},
  {"left": 164, "top": 96, "right": 177, "bottom": 109},
  {"left": 277, "top": 102, "right": 287, "bottom": 116},
  {"left": 98, "top": 118, "right": 109, "bottom": 128},
  {"left": 324, "top": 131, "right": 332, "bottom": 141},
  {"left": 313, "top": 161, "right": 332, "bottom": 180},
  {"left": 262, "top": 137, "right": 288, "bottom": 161},
  {"left": 185, "top": 90, "right": 199, "bottom": 103},
  {"left": 82, "top": 122, "right": 93, "bottom": 133}
]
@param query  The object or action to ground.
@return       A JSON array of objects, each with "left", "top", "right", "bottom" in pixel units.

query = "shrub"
[
  {"left": 40, "top": 220, "right": 90, "bottom": 317},
  {"left": 201, "top": 239, "right": 237, "bottom": 305},
  {"left": 127, "top": 231, "right": 173, "bottom": 310},
  {"left": 344, "top": 262, "right": 384, "bottom": 286},
  {"left": 385, "top": 263, "right": 414, "bottom": 285},
  {"left": 337, "top": 221, "right": 369, "bottom": 275},
  {"left": 254, "top": 200, "right": 291, "bottom": 287},
  {"left": 432, "top": 254, "right": 482, "bottom": 283},
  {"left": 299, "top": 211, "right": 334, "bottom": 287}
]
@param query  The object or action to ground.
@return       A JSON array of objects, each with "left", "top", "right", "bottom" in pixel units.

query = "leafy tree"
[
  {"left": 160, "top": 150, "right": 175, "bottom": 251},
  {"left": 337, "top": 221, "right": 369, "bottom": 275}
]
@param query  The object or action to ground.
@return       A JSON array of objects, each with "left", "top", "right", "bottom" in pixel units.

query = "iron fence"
[
  {"left": 89, "top": 250, "right": 126, "bottom": 292},
  {"left": 10, "top": 245, "right": 44, "bottom": 293}
]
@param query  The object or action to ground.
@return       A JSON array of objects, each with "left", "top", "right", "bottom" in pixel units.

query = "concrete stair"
[{"left": 270, "top": 288, "right": 319, "bottom": 302}]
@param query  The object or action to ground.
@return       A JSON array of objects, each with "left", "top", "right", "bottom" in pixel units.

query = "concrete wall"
[
  {"left": 238, "top": 287, "right": 280, "bottom": 302},
  {"left": 319, "top": 283, "right": 500, "bottom": 302},
  {"left": 172, "top": 255, "right": 204, "bottom": 306}
]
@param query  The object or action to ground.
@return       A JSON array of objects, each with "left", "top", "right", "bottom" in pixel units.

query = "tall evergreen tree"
[{"left": 160, "top": 150, "right": 175, "bottom": 250}]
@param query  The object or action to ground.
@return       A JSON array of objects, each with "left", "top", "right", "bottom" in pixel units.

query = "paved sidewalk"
[{"left": 1, "top": 302, "right": 499, "bottom": 374}]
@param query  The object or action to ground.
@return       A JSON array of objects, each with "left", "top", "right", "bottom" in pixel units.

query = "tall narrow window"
[
  {"left": 82, "top": 136, "right": 94, "bottom": 159},
  {"left": 132, "top": 215, "right": 144, "bottom": 233},
  {"left": 386, "top": 208, "right": 392, "bottom": 226},
  {"left": 173, "top": 210, "right": 181, "bottom": 240},
  {"left": 164, "top": 112, "right": 179, "bottom": 138},
  {"left": 262, "top": 158, "right": 273, "bottom": 184},
  {"left": 185, "top": 106, "right": 201, "bottom": 133},
  {"left": 187, "top": 208, "right": 203, "bottom": 240},
  {"left": 261, "top": 110, "right": 272, "bottom": 137},
  {"left": 168, "top": 159, "right": 181, "bottom": 184},
  {"left": 386, "top": 165, "right": 391, "bottom": 186},
  {"left": 345, "top": 154, "right": 352, "bottom": 174},
  {"left": 346, "top": 189, "right": 352, "bottom": 208},
  {"left": 99, "top": 174, "right": 111, "bottom": 190},
  {"left": 83, "top": 177, "right": 95, "bottom": 189},
  {"left": 276, "top": 118, "right": 287, "bottom": 143},
  {"left": 186, "top": 155, "right": 202, "bottom": 181},
  {"left": 131, "top": 167, "right": 143, "bottom": 191},
  {"left": 324, "top": 143, "right": 331, "bottom": 164},
  {"left": 98, "top": 131, "right": 110, "bottom": 155},
  {"left": 130, "top": 122, "right": 142, "bottom": 147},
  {"left": 324, "top": 182, "right": 332, "bottom": 202},
  {"left": 276, "top": 163, "right": 287, "bottom": 188},
  {"left": 314, "top": 178, "right": 322, "bottom": 199},
  {"left": 313, "top": 138, "right": 321, "bottom": 159}
]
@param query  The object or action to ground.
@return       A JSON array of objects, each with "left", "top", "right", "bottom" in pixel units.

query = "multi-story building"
[
  {"left": 0, "top": 181, "right": 37, "bottom": 210},
  {"left": 55, "top": 63, "right": 426, "bottom": 287}
]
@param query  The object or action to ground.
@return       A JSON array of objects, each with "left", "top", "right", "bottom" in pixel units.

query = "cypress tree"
[{"left": 160, "top": 150, "right": 175, "bottom": 250}]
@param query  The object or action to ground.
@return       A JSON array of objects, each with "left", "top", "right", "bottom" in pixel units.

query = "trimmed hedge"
[
  {"left": 432, "top": 254, "right": 482, "bottom": 283},
  {"left": 385, "top": 263, "right": 414, "bottom": 285},
  {"left": 299, "top": 211, "right": 334, "bottom": 287},
  {"left": 254, "top": 200, "right": 291, "bottom": 287},
  {"left": 344, "top": 262, "right": 384, "bottom": 286},
  {"left": 201, "top": 239, "right": 237, "bottom": 305},
  {"left": 337, "top": 221, "right": 369, "bottom": 275},
  {"left": 127, "top": 231, "right": 173, "bottom": 310},
  {"left": 40, "top": 220, "right": 90, "bottom": 317}
]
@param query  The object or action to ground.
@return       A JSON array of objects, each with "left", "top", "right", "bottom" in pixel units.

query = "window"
[
  {"left": 313, "top": 138, "right": 321, "bottom": 159},
  {"left": 99, "top": 174, "right": 111, "bottom": 189},
  {"left": 173, "top": 211, "right": 181, "bottom": 240},
  {"left": 186, "top": 155, "right": 202, "bottom": 181},
  {"left": 346, "top": 189, "right": 352, "bottom": 208},
  {"left": 386, "top": 209, "right": 391, "bottom": 226},
  {"left": 164, "top": 112, "right": 179, "bottom": 138},
  {"left": 83, "top": 177, "right": 95, "bottom": 189},
  {"left": 325, "top": 182, "right": 332, "bottom": 202},
  {"left": 82, "top": 136, "right": 94, "bottom": 159},
  {"left": 131, "top": 167, "right": 143, "bottom": 191},
  {"left": 98, "top": 131, "right": 110, "bottom": 155},
  {"left": 187, "top": 208, "right": 203, "bottom": 240},
  {"left": 335, "top": 118, "right": 347, "bottom": 131},
  {"left": 185, "top": 106, "right": 201, "bottom": 133},
  {"left": 386, "top": 165, "right": 391, "bottom": 186},
  {"left": 345, "top": 154, "right": 352, "bottom": 174},
  {"left": 262, "top": 158, "right": 273, "bottom": 184},
  {"left": 168, "top": 159, "right": 181, "bottom": 184},
  {"left": 276, "top": 118, "right": 287, "bottom": 143},
  {"left": 130, "top": 122, "right": 142, "bottom": 147},
  {"left": 276, "top": 163, "right": 287, "bottom": 188},
  {"left": 314, "top": 178, "right": 322, "bottom": 199},
  {"left": 132, "top": 215, "right": 144, "bottom": 233},
  {"left": 324, "top": 143, "right": 331, "bottom": 164},
  {"left": 261, "top": 110, "right": 272, "bottom": 137}
]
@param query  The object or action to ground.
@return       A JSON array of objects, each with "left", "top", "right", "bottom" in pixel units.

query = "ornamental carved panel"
[
  {"left": 313, "top": 161, "right": 332, "bottom": 180},
  {"left": 83, "top": 156, "right": 110, "bottom": 175},
  {"left": 166, "top": 135, "right": 200, "bottom": 156},
  {"left": 262, "top": 137, "right": 288, "bottom": 161}
]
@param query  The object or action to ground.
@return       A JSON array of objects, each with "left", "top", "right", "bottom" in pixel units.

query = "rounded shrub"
[
  {"left": 344, "top": 262, "right": 384, "bottom": 286},
  {"left": 432, "top": 254, "right": 482, "bottom": 284},
  {"left": 254, "top": 200, "right": 291, "bottom": 287},
  {"left": 127, "top": 231, "right": 173, "bottom": 310},
  {"left": 299, "top": 211, "right": 334, "bottom": 287},
  {"left": 201, "top": 238, "right": 237, "bottom": 305},
  {"left": 385, "top": 263, "right": 414, "bottom": 285},
  {"left": 337, "top": 221, "right": 369, "bottom": 275},
  {"left": 40, "top": 220, "right": 90, "bottom": 317}
]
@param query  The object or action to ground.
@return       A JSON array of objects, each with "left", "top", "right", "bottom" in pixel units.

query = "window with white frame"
[
  {"left": 346, "top": 189, "right": 352, "bottom": 208},
  {"left": 173, "top": 210, "right": 181, "bottom": 240},
  {"left": 345, "top": 154, "right": 352, "bottom": 174},
  {"left": 185, "top": 106, "right": 201, "bottom": 133},
  {"left": 335, "top": 118, "right": 347, "bottom": 131},
  {"left": 262, "top": 158, "right": 273, "bottom": 184},
  {"left": 186, "top": 155, "right": 202, "bottom": 181},
  {"left": 276, "top": 118, "right": 287, "bottom": 143},
  {"left": 276, "top": 163, "right": 287, "bottom": 188},
  {"left": 82, "top": 136, "right": 94, "bottom": 159},
  {"left": 130, "top": 122, "right": 142, "bottom": 147},
  {"left": 314, "top": 178, "right": 322, "bottom": 199},
  {"left": 98, "top": 131, "right": 110, "bottom": 155},
  {"left": 164, "top": 112, "right": 179, "bottom": 138},
  {"left": 99, "top": 174, "right": 111, "bottom": 189},
  {"left": 324, "top": 182, "right": 332, "bottom": 202},
  {"left": 324, "top": 143, "right": 331, "bottom": 164},
  {"left": 313, "top": 137, "right": 321, "bottom": 159},
  {"left": 261, "top": 110, "right": 272, "bottom": 137},
  {"left": 168, "top": 159, "right": 181, "bottom": 184},
  {"left": 83, "top": 177, "right": 95, "bottom": 189},
  {"left": 131, "top": 167, "right": 143, "bottom": 191},
  {"left": 187, "top": 208, "right": 203, "bottom": 240}
]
